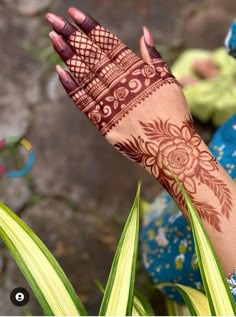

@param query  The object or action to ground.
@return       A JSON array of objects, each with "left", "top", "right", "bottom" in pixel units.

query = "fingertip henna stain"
[
  {"left": 56, "top": 65, "right": 78, "bottom": 94},
  {"left": 68, "top": 7, "right": 100, "bottom": 34},
  {"left": 49, "top": 31, "right": 74, "bottom": 62},
  {"left": 143, "top": 26, "right": 154, "bottom": 47},
  {"left": 68, "top": 7, "right": 86, "bottom": 24},
  {"left": 46, "top": 13, "right": 65, "bottom": 30},
  {"left": 46, "top": 13, "right": 77, "bottom": 40},
  {"left": 143, "top": 26, "right": 162, "bottom": 61}
]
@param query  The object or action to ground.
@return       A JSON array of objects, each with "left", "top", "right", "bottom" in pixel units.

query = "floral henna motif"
[
  {"left": 188, "top": 196, "right": 222, "bottom": 232},
  {"left": 197, "top": 170, "right": 232, "bottom": 219},
  {"left": 72, "top": 59, "right": 177, "bottom": 133},
  {"left": 114, "top": 119, "right": 232, "bottom": 231}
]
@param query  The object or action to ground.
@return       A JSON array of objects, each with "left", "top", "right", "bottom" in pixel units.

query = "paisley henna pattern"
[{"left": 114, "top": 119, "right": 232, "bottom": 231}]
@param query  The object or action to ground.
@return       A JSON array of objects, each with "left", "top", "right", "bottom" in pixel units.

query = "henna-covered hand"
[{"left": 46, "top": 8, "right": 235, "bottom": 233}]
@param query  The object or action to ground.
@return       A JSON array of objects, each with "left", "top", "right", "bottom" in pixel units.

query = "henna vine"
[{"left": 115, "top": 119, "right": 232, "bottom": 231}]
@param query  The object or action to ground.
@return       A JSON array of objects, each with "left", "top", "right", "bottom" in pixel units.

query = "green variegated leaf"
[
  {"left": 96, "top": 280, "right": 154, "bottom": 316},
  {"left": 99, "top": 185, "right": 140, "bottom": 316},
  {"left": 171, "top": 172, "right": 236, "bottom": 316},
  {"left": 132, "top": 290, "right": 155, "bottom": 316},
  {"left": 165, "top": 298, "right": 190, "bottom": 316},
  {"left": 175, "top": 284, "right": 210, "bottom": 316},
  {"left": 0, "top": 202, "right": 87, "bottom": 316}
]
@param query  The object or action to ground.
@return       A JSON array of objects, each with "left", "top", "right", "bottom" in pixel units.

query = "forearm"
[
  {"left": 171, "top": 139, "right": 236, "bottom": 276},
  {"left": 46, "top": 8, "right": 236, "bottom": 276},
  {"left": 111, "top": 88, "right": 236, "bottom": 275}
]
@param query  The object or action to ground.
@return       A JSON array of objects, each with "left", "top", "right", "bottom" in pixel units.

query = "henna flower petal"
[
  {"left": 199, "top": 160, "right": 215, "bottom": 171},
  {"left": 199, "top": 151, "right": 215, "bottom": 171},
  {"left": 146, "top": 142, "right": 158, "bottom": 156},
  {"left": 151, "top": 163, "right": 159, "bottom": 178},
  {"left": 162, "top": 143, "right": 177, "bottom": 157},
  {"left": 169, "top": 124, "right": 182, "bottom": 137},
  {"left": 171, "top": 182, "right": 181, "bottom": 198},
  {"left": 176, "top": 142, "right": 192, "bottom": 154},
  {"left": 185, "top": 155, "right": 199, "bottom": 174},
  {"left": 184, "top": 177, "right": 196, "bottom": 193},
  {"left": 145, "top": 156, "right": 156, "bottom": 166},
  {"left": 181, "top": 126, "right": 192, "bottom": 141},
  {"left": 199, "top": 151, "right": 213, "bottom": 161},
  {"left": 191, "top": 135, "right": 201, "bottom": 146}
]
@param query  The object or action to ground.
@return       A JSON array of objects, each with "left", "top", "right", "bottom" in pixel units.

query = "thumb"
[{"left": 139, "top": 26, "right": 162, "bottom": 65}]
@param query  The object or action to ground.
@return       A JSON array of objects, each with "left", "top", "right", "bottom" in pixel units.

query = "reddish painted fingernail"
[
  {"left": 56, "top": 65, "right": 69, "bottom": 80},
  {"left": 49, "top": 31, "right": 67, "bottom": 50},
  {"left": 143, "top": 26, "right": 154, "bottom": 47},
  {"left": 49, "top": 31, "right": 74, "bottom": 62},
  {"left": 68, "top": 7, "right": 86, "bottom": 24},
  {"left": 45, "top": 13, "right": 65, "bottom": 31},
  {"left": 56, "top": 65, "right": 78, "bottom": 93}
]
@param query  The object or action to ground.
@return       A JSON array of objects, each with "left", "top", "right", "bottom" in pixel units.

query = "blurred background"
[{"left": 0, "top": 0, "right": 235, "bottom": 315}]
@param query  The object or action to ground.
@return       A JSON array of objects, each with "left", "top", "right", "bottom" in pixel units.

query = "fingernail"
[
  {"left": 45, "top": 13, "right": 65, "bottom": 31},
  {"left": 56, "top": 65, "right": 78, "bottom": 93},
  {"left": 143, "top": 26, "right": 154, "bottom": 47},
  {"left": 68, "top": 7, "right": 86, "bottom": 24},
  {"left": 56, "top": 65, "right": 69, "bottom": 81},
  {"left": 49, "top": 31, "right": 67, "bottom": 51}
]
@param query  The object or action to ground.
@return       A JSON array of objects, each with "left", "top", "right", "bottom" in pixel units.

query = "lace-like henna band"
[{"left": 71, "top": 58, "right": 177, "bottom": 135}]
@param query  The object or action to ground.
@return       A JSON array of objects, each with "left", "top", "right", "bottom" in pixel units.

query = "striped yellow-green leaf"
[
  {"left": 165, "top": 298, "right": 190, "bottom": 316},
  {"left": 172, "top": 174, "right": 236, "bottom": 316},
  {"left": 0, "top": 202, "right": 87, "bottom": 316},
  {"left": 96, "top": 280, "right": 154, "bottom": 316},
  {"left": 175, "top": 284, "right": 210, "bottom": 316},
  {"left": 99, "top": 184, "right": 140, "bottom": 316},
  {"left": 132, "top": 290, "right": 155, "bottom": 316}
]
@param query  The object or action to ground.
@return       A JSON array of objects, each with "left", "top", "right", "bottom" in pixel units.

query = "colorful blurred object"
[
  {"left": 171, "top": 48, "right": 236, "bottom": 126},
  {"left": 225, "top": 21, "right": 236, "bottom": 58}
]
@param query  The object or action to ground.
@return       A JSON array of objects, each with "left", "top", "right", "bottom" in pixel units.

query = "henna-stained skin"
[
  {"left": 45, "top": 8, "right": 236, "bottom": 266},
  {"left": 115, "top": 119, "right": 232, "bottom": 232},
  {"left": 55, "top": 65, "right": 78, "bottom": 94},
  {"left": 45, "top": 8, "right": 236, "bottom": 275}
]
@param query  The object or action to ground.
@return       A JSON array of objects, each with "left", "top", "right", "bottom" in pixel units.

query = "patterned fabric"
[
  {"left": 225, "top": 21, "right": 236, "bottom": 58},
  {"left": 141, "top": 114, "right": 236, "bottom": 302},
  {"left": 210, "top": 114, "right": 236, "bottom": 179},
  {"left": 227, "top": 270, "right": 236, "bottom": 301}
]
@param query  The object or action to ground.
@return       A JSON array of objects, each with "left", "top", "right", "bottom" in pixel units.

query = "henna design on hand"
[
  {"left": 70, "top": 46, "right": 176, "bottom": 135},
  {"left": 46, "top": 11, "right": 178, "bottom": 135},
  {"left": 115, "top": 119, "right": 232, "bottom": 231},
  {"left": 46, "top": 9, "right": 233, "bottom": 233}
]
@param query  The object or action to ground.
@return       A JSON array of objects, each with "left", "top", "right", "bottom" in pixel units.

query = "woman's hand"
[
  {"left": 45, "top": 8, "right": 196, "bottom": 201},
  {"left": 46, "top": 8, "right": 236, "bottom": 274},
  {"left": 46, "top": 9, "right": 190, "bottom": 137}
]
